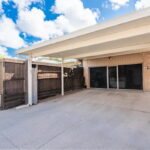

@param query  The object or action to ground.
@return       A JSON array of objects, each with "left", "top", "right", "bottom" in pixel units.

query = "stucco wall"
[
  {"left": 143, "top": 53, "right": 150, "bottom": 91},
  {"left": 83, "top": 52, "right": 150, "bottom": 91}
]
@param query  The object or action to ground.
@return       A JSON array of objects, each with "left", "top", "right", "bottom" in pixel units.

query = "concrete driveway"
[{"left": 0, "top": 89, "right": 150, "bottom": 150}]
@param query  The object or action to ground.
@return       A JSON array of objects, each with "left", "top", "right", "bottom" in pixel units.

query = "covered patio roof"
[
  {"left": 17, "top": 8, "right": 150, "bottom": 59},
  {"left": 16, "top": 8, "right": 150, "bottom": 106}
]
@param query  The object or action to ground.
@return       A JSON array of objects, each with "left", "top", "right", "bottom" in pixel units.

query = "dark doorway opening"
[
  {"left": 109, "top": 66, "right": 117, "bottom": 89},
  {"left": 118, "top": 64, "right": 143, "bottom": 90},
  {"left": 90, "top": 67, "right": 107, "bottom": 88}
]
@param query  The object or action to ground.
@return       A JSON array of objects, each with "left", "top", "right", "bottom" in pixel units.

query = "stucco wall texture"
[{"left": 83, "top": 52, "right": 150, "bottom": 91}]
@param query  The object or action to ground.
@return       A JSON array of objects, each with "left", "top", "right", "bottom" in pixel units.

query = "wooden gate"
[
  {"left": 38, "top": 65, "right": 85, "bottom": 100},
  {"left": 2, "top": 60, "right": 26, "bottom": 109},
  {"left": 38, "top": 65, "right": 61, "bottom": 100},
  {"left": 64, "top": 67, "right": 85, "bottom": 91}
]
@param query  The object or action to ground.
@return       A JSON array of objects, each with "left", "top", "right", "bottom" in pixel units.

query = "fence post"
[{"left": 0, "top": 59, "right": 5, "bottom": 109}]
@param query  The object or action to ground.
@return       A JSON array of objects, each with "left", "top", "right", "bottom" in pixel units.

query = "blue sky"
[{"left": 0, "top": 0, "right": 149, "bottom": 58}]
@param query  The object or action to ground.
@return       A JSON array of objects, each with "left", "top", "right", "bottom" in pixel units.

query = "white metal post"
[
  {"left": 107, "top": 66, "right": 109, "bottom": 89},
  {"left": 117, "top": 65, "right": 119, "bottom": 89},
  {"left": 61, "top": 58, "right": 64, "bottom": 96},
  {"left": 32, "top": 64, "right": 38, "bottom": 104},
  {"left": 28, "top": 56, "right": 32, "bottom": 105}
]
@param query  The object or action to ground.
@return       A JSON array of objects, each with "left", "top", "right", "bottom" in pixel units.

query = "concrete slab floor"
[{"left": 0, "top": 89, "right": 150, "bottom": 149}]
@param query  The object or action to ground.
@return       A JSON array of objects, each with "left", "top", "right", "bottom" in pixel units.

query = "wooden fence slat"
[
  {"left": 1, "top": 60, "right": 85, "bottom": 109},
  {"left": 38, "top": 65, "right": 84, "bottom": 100},
  {"left": 2, "top": 61, "right": 26, "bottom": 109}
]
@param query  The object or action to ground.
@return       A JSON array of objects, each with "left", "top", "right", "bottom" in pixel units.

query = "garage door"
[
  {"left": 118, "top": 64, "right": 143, "bottom": 90},
  {"left": 90, "top": 67, "right": 107, "bottom": 88}
]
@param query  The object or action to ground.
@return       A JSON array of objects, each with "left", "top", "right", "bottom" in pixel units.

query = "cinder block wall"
[{"left": 83, "top": 52, "right": 150, "bottom": 91}]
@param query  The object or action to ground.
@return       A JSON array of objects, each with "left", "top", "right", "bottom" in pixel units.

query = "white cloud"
[
  {"left": 135, "top": 0, "right": 150, "bottom": 10},
  {"left": 0, "top": 0, "right": 43, "bottom": 11},
  {"left": 0, "top": 46, "right": 9, "bottom": 57},
  {"left": 108, "top": 0, "right": 129, "bottom": 10},
  {"left": 0, "top": 46, "right": 19, "bottom": 58},
  {"left": 13, "top": 0, "right": 43, "bottom": 10},
  {"left": 0, "top": 46, "right": 14, "bottom": 58},
  {"left": 0, "top": 0, "right": 44, "bottom": 58},
  {"left": 17, "top": 0, "right": 100, "bottom": 40},
  {"left": 17, "top": 8, "right": 64, "bottom": 40},
  {"left": 52, "top": 0, "right": 100, "bottom": 31},
  {"left": 0, "top": 15, "right": 25, "bottom": 48},
  {"left": 0, "top": 2, "right": 2, "bottom": 12},
  {"left": 0, "top": 0, "right": 100, "bottom": 59}
]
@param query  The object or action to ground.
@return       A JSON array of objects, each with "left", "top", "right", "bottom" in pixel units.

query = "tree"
[
  {"left": 37, "top": 57, "right": 62, "bottom": 63},
  {"left": 0, "top": 56, "right": 4, "bottom": 59}
]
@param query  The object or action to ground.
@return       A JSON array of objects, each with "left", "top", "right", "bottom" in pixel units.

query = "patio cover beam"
[{"left": 64, "top": 43, "right": 150, "bottom": 59}]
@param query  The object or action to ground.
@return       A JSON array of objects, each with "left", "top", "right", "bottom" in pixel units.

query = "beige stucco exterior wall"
[
  {"left": 83, "top": 52, "right": 150, "bottom": 91},
  {"left": 143, "top": 53, "right": 150, "bottom": 91}
]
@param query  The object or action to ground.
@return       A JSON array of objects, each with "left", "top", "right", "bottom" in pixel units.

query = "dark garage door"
[
  {"left": 119, "top": 64, "right": 143, "bottom": 90},
  {"left": 90, "top": 67, "right": 107, "bottom": 88}
]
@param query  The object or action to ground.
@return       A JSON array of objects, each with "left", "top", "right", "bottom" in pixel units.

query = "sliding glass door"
[
  {"left": 90, "top": 67, "right": 107, "bottom": 88},
  {"left": 90, "top": 64, "right": 142, "bottom": 90},
  {"left": 118, "top": 64, "right": 143, "bottom": 89}
]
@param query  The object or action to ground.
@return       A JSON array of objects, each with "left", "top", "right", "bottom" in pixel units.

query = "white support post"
[
  {"left": 32, "top": 64, "right": 38, "bottom": 105},
  {"left": 107, "top": 66, "right": 109, "bottom": 89},
  {"left": 61, "top": 58, "right": 64, "bottom": 96},
  {"left": 117, "top": 65, "right": 119, "bottom": 89},
  {"left": 28, "top": 56, "right": 32, "bottom": 105}
]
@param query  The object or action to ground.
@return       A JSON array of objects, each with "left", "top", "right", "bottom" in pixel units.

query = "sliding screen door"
[
  {"left": 118, "top": 64, "right": 143, "bottom": 90},
  {"left": 90, "top": 67, "right": 107, "bottom": 88}
]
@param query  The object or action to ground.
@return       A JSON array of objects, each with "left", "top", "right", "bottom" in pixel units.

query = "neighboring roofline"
[{"left": 17, "top": 7, "right": 150, "bottom": 55}]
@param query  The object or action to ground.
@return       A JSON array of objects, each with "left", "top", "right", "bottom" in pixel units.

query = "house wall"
[
  {"left": 143, "top": 53, "right": 150, "bottom": 91},
  {"left": 83, "top": 52, "right": 150, "bottom": 91}
]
